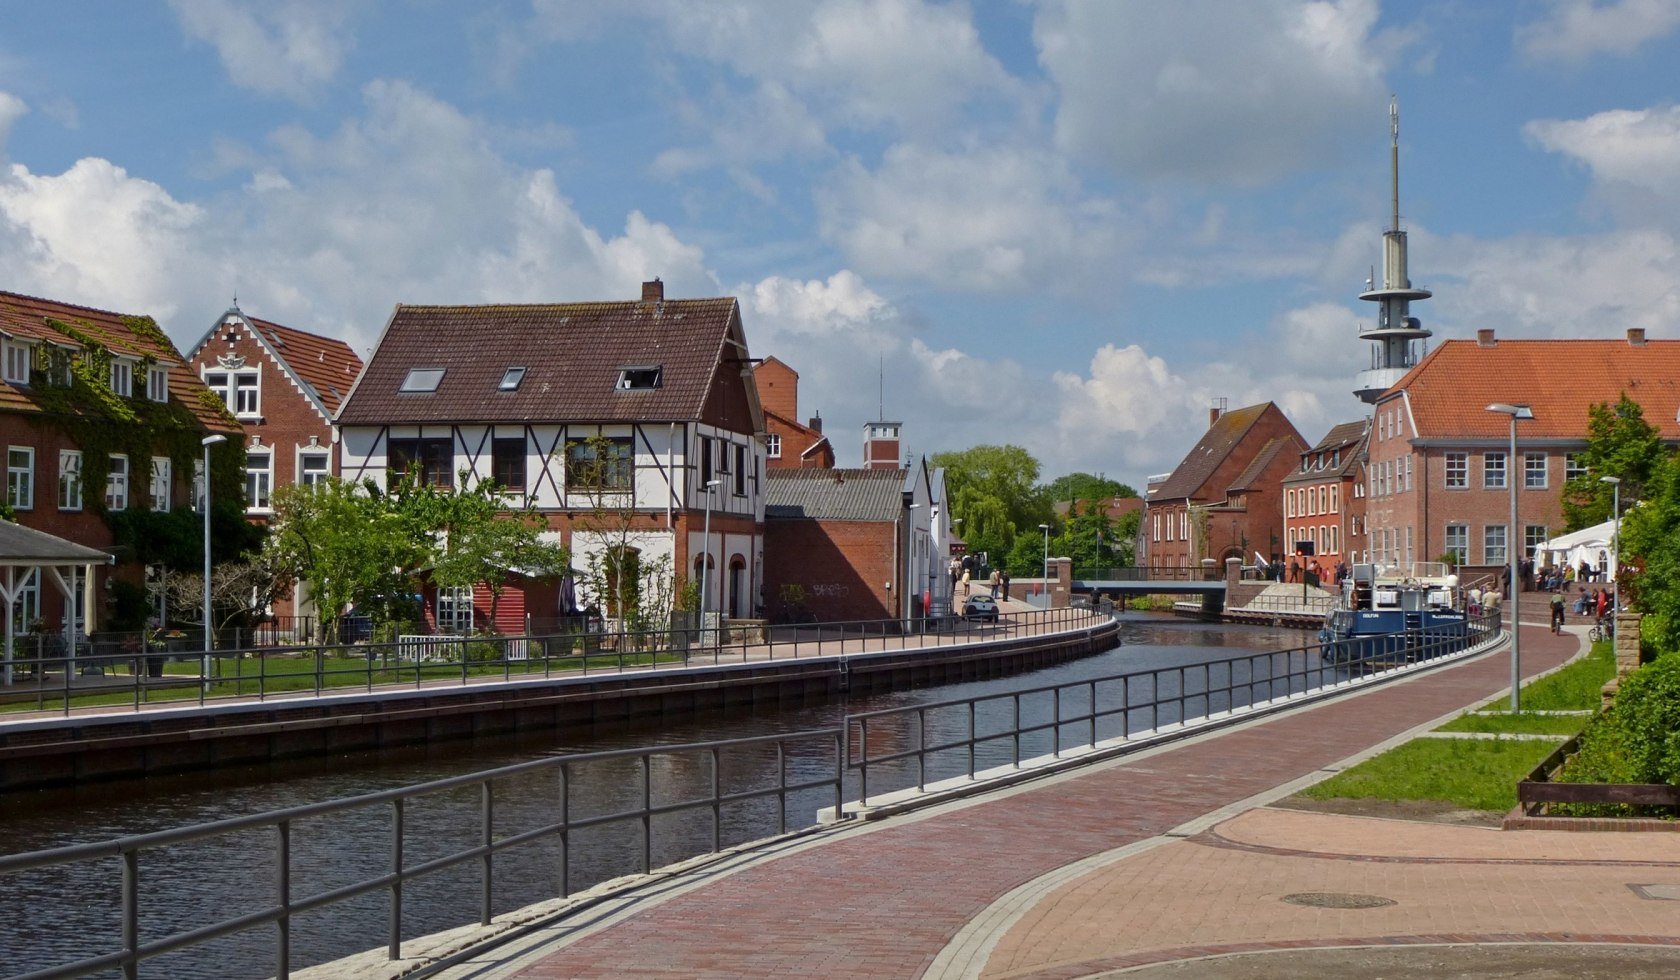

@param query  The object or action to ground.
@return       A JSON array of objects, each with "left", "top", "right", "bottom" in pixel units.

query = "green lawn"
[
  {"left": 1482, "top": 640, "right": 1616, "bottom": 711},
  {"left": 1436, "top": 712, "right": 1588, "bottom": 735},
  {"left": 1300, "top": 737, "right": 1563, "bottom": 812}
]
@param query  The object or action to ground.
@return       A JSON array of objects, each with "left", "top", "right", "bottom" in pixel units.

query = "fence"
[
  {"left": 0, "top": 613, "right": 1499, "bottom": 978},
  {"left": 0, "top": 606, "right": 1105, "bottom": 717},
  {"left": 1074, "top": 565, "right": 1225, "bottom": 582}
]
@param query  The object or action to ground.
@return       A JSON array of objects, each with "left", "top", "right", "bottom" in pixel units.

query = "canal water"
[{"left": 0, "top": 616, "right": 1312, "bottom": 978}]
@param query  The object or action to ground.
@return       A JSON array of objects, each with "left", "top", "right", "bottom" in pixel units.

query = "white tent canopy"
[{"left": 1532, "top": 518, "right": 1618, "bottom": 581}]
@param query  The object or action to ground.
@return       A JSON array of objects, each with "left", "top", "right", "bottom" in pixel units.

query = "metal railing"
[
  {"left": 0, "top": 607, "right": 1106, "bottom": 717},
  {"left": 846, "top": 611, "right": 1499, "bottom": 807},
  {"left": 1074, "top": 565, "right": 1225, "bottom": 582},
  {"left": 0, "top": 730, "right": 843, "bottom": 980},
  {"left": 0, "top": 612, "right": 1498, "bottom": 978},
  {"left": 1235, "top": 591, "right": 1337, "bottom": 615}
]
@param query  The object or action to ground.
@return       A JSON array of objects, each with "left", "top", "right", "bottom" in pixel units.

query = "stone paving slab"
[{"left": 428, "top": 614, "right": 1623, "bottom": 979}]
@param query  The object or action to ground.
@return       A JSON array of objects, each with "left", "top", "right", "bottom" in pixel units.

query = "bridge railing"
[{"left": 1072, "top": 565, "right": 1224, "bottom": 582}]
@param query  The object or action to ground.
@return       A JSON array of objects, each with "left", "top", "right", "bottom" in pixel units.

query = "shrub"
[{"left": 1605, "top": 652, "right": 1680, "bottom": 784}]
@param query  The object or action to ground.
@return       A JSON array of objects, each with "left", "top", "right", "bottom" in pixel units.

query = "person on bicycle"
[{"left": 1549, "top": 590, "right": 1566, "bottom": 634}]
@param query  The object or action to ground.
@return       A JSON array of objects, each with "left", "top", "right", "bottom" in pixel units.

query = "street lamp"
[
  {"left": 201, "top": 433, "right": 227, "bottom": 683},
  {"left": 698, "top": 478, "right": 722, "bottom": 636},
  {"left": 1601, "top": 475, "right": 1621, "bottom": 655},
  {"left": 1039, "top": 523, "right": 1051, "bottom": 584},
  {"left": 1486, "top": 403, "right": 1533, "bottom": 711}
]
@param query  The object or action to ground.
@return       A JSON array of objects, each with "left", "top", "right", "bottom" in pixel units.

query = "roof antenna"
[{"left": 877, "top": 356, "right": 884, "bottom": 421}]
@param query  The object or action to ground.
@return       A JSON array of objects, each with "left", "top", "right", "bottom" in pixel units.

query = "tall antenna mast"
[
  {"left": 1390, "top": 96, "right": 1401, "bottom": 233},
  {"left": 878, "top": 356, "right": 884, "bottom": 420},
  {"left": 1353, "top": 95, "right": 1432, "bottom": 405}
]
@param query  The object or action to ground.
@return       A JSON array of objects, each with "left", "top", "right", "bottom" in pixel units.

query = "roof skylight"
[
  {"left": 499, "top": 367, "right": 526, "bottom": 391},
  {"left": 616, "top": 366, "right": 662, "bottom": 390},
  {"left": 401, "top": 367, "right": 445, "bottom": 393}
]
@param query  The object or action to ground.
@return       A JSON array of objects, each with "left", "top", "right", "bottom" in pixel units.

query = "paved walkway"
[{"left": 429, "top": 608, "right": 1680, "bottom": 979}]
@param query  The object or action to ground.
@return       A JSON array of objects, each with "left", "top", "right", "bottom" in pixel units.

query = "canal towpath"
[{"left": 407, "top": 608, "right": 1680, "bottom": 978}]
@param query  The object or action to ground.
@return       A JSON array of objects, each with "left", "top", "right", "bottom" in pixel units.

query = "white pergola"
[{"left": 0, "top": 521, "right": 113, "bottom": 685}]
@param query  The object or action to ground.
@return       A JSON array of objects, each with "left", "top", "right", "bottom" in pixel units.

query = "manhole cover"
[{"left": 1281, "top": 891, "right": 1397, "bottom": 909}]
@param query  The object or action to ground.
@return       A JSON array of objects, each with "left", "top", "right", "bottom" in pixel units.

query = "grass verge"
[
  {"left": 1299, "top": 737, "right": 1562, "bottom": 812},
  {"left": 1480, "top": 639, "right": 1615, "bottom": 711},
  {"left": 1435, "top": 712, "right": 1587, "bottom": 735}
]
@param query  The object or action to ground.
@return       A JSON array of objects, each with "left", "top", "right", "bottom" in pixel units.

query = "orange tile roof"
[
  {"left": 0, "top": 289, "right": 239, "bottom": 433},
  {"left": 1388, "top": 337, "right": 1680, "bottom": 440},
  {"left": 244, "top": 315, "right": 364, "bottom": 414}
]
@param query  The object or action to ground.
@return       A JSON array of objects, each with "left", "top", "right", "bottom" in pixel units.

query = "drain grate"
[{"left": 1282, "top": 891, "right": 1397, "bottom": 909}]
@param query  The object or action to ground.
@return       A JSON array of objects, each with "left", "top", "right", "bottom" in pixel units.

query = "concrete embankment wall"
[{"left": 0, "top": 620, "right": 1119, "bottom": 792}]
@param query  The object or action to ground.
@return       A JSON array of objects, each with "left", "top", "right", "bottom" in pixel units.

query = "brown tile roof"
[
  {"left": 765, "top": 468, "right": 906, "bottom": 521},
  {"left": 245, "top": 315, "right": 364, "bottom": 414},
  {"left": 1388, "top": 336, "right": 1680, "bottom": 440},
  {"left": 1280, "top": 419, "right": 1369, "bottom": 485},
  {"left": 1151, "top": 403, "right": 1270, "bottom": 501},
  {"left": 1228, "top": 436, "right": 1291, "bottom": 492},
  {"left": 336, "top": 298, "right": 743, "bottom": 425},
  {"left": 0, "top": 289, "right": 238, "bottom": 433}
]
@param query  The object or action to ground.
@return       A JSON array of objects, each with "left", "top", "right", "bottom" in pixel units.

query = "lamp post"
[
  {"left": 698, "top": 478, "right": 721, "bottom": 640},
  {"left": 200, "top": 433, "right": 227, "bottom": 684},
  {"left": 1601, "top": 475, "right": 1621, "bottom": 655},
  {"left": 1039, "top": 523, "right": 1051, "bottom": 585},
  {"left": 1486, "top": 403, "right": 1533, "bottom": 711}
]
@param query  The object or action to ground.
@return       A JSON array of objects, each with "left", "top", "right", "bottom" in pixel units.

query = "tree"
[
  {"left": 934, "top": 444, "right": 1053, "bottom": 568},
  {"left": 1619, "top": 451, "right": 1680, "bottom": 650},
  {"left": 1043, "top": 472, "right": 1136, "bottom": 504},
  {"left": 1562, "top": 392, "right": 1666, "bottom": 531}
]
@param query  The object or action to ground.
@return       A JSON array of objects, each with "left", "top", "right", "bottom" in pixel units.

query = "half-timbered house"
[{"left": 334, "top": 281, "right": 768, "bottom": 633}]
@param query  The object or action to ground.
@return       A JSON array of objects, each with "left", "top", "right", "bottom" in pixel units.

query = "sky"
[{"left": 3, "top": 1, "right": 1680, "bottom": 488}]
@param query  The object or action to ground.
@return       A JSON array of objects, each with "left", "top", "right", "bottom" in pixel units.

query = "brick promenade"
[{"left": 437, "top": 611, "right": 1680, "bottom": 979}]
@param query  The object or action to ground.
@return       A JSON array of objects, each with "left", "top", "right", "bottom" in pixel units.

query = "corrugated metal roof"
[
  {"left": 765, "top": 468, "right": 906, "bottom": 521},
  {"left": 336, "top": 297, "right": 741, "bottom": 425}
]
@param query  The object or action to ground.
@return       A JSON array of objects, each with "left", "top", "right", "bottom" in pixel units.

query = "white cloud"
[
  {"left": 1526, "top": 106, "right": 1680, "bottom": 223},
  {"left": 1035, "top": 0, "right": 1389, "bottom": 184},
  {"left": 0, "top": 80, "right": 712, "bottom": 356},
  {"left": 1516, "top": 0, "right": 1680, "bottom": 63},
  {"left": 819, "top": 141, "right": 1123, "bottom": 291},
  {"left": 0, "top": 91, "right": 26, "bottom": 150},
  {"left": 168, "top": 0, "right": 358, "bottom": 102}
]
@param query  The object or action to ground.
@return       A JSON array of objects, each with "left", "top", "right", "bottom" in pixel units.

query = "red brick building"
[
  {"left": 1144, "top": 402, "right": 1307, "bottom": 571},
  {"left": 1280, "top": 419, "right": 1369, "bottom": 579},
  {"left": 2, "top": 289, "right": 241, "bottom": 636},
  {"left": 183, "top": 307, "right": 364, "bottom": 631},
  {"left": 1365, "top": 328, "right": 1680, "bottom": 584},
  {"left": 752, "top": 356, "right": 833, "bottom": 469}
]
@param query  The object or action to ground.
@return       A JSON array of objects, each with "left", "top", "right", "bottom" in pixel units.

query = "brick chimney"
[
  {"left": 1476, "top": 328, "right": 1496, "bottom": 348},
  {"left": 808, "top": 412, "right": 823, "bottom": 433},
  {"left": 1628, "top": 327, "right": 1647, "bottom": 346},
  {"left": 641, "top": 279, "right": 664, "bottom": 304},
  {"left": 1208, "top": 397, "right": 1227, "bottom": 428}
]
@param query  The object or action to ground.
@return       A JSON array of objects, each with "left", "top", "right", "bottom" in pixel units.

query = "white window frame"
[
  {"left": 298, "top": 449, "right": 331, "bottom": 489},
  {"left": 150, "top": 456, "right": 172, "bottom": 512},
  {"left": 234, "top": 371, "right": 261, "bottom": 417},
  {"left": 1483, "top": 451, "right": 1507, "bottom": 490},
  {"left": 246, "top": 448, "right": 273, "bottom": 513},
  {"left": 766, "top": 433, "right": 781, "bottom": 459},
  {"left": 147, "top": 365, "right": 168, "bottom": 402},
  {"left": 58, "top": 450, "right": 82, "bottom": 511},
  {"left": 106, "top": 455, "right": 129, "bottom": 511},
  {"left": 1524, "top": 452, "right": 1547, "bottom": 490},
  {"left": 1445, "top": 452, "right": 1468, "bottom": 489},
  {"left": 1484, "top": 524, "right": 1508, "bottom": 566},
  {"left": 110, "top": 359, "right": 133, "bottom": 397},
  {"left": 1444, "top": 524, "right": 1468, "bottom": 565},
  {"left": 1564, "top": 452, "right": 1588, "bottom": 481},
  {"left": 9, "top": 568, "right": 39, "bottom": 632},
  {"left": 438, "top": 585, "right": 474, "bottom": 635},
  {"left": 2, "top": 341, "right": 30, "bottom": 384},
  {"left": 6, "top": 447, "right": 34, "bottom": 511}
]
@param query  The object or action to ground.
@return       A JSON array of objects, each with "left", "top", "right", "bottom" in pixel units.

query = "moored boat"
[{"left": 1319, "top": 561, "right": 1470, "bottom": 666}]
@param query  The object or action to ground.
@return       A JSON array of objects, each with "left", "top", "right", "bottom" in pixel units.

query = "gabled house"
[
  {"left": 1281, "top": 419, "right": 1369, "bottom": 579},
  {"left": 1144, "top": 402, "right": 1307, "bottom": 571},
  {"left": 1365, "top": 328, "right": 1680, "bottom": 584},
  {"left": 751, "top": 357, "right": 834, "bottom": 469},
  {"left": 1, "top": 289, "right": 240, "bottom": 637},
  {"left": 184, "top": 307, "right": 364, "bottom": 633},
  {"left": 334, "top": 280, "right": 768, "bottom": 632}
]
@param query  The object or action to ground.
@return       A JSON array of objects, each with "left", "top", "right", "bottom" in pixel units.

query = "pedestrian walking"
[
  {"left": 961, "top": 567, "right": 971, "bottom": 597},
  {"left": 989, "top": 568, "right": 1002, "bottom": 597},
  {"left": 1000, "top": 570, "right": 1011, "bottom": 601}
]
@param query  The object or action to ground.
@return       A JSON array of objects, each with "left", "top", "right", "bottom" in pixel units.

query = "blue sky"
[{"left": 3, "top": 1, "right": 1680, "bottom": 487}]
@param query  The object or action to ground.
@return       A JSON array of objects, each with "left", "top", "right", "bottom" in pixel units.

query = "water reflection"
[{"left": 0, "top": 614, "right": 1308, "bottom": 978}]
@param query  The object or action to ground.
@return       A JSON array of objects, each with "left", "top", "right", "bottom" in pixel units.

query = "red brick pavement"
[{"left": 505, "top": 617, "right": 1583, "bottom": 979}]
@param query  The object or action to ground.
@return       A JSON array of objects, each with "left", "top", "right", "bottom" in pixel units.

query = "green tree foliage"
[
  {"left": 1043, "top": 472, "right": 1137, "bottom": 504},
  {"left": 1562, "top": 393, "right": 1665, "bottom": 531},
  {"left": 934, "top": 445, "right": 1052, "bottom": 563},
  {"left": 1052, "top": 499, "right": 1118, "bottom": 569},
  {"left": 1620, "top": 452, "right": 1680, "bottom": 651},
  {"left": 1600, "top": 651, "right": 1680, "bottom": 784}
]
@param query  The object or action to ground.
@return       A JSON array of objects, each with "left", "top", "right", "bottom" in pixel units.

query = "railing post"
[
  {"left": 859, "top": 718, "right": 870, "bottom": 806},
  {"left": 917, "top": 709, "right": 926, "bottom": 792},
  {"left": 1052, "top": 687, "right": 1061, "bottom": 757},
  {"left": 481, "top": 782, "right": 494, "bottom": 926},
  {"left": 559, "top": 763, "right": 571, "bottom": 898},
  {"left": 711, "top": 746, "right": 722, "bottom": 853},
  {"left": 776, "top": 739, "right": 788, "bottom": 834},
  {"left": 389, "top": 798, "right": 403, "bottom": 960},
  {"left": 967, "top": 700, "right": 976, "bottom": 779},
  {"left": 276, "top": 819, "right": 291, "bottom": 979},
  {"left": 1012, "top": 693, "right": 1021, "bottom": 767},
  {"left": 640, "top": 754, "right": 652, "bottom": 873},
  {"left": 122, "top": 849, "right": 139, "bottom": 980}
]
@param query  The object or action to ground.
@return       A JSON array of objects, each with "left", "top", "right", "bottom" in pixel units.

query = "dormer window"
[
  {"left": 401, "top": 367, "right": 445, "bottom": 393},
  {"left": 499, "top": 367, "right": 526, "bottom": 391},
  {"left": 2, "top": 340, "right": 29, "bottom": 384},
  {"left": 616, "top": 366, "right": 662, "bottom": 390},
  {"left": 147, "top": 365, "right": 169, "bottom": 402},
  {"left": 110, "top": 359, "right": 133, "bottom": 397}
]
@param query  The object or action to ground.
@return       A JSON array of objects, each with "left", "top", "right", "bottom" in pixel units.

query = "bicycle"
[{"left": 1588, "top": 617, "right": 1609, "bottom": 643}]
